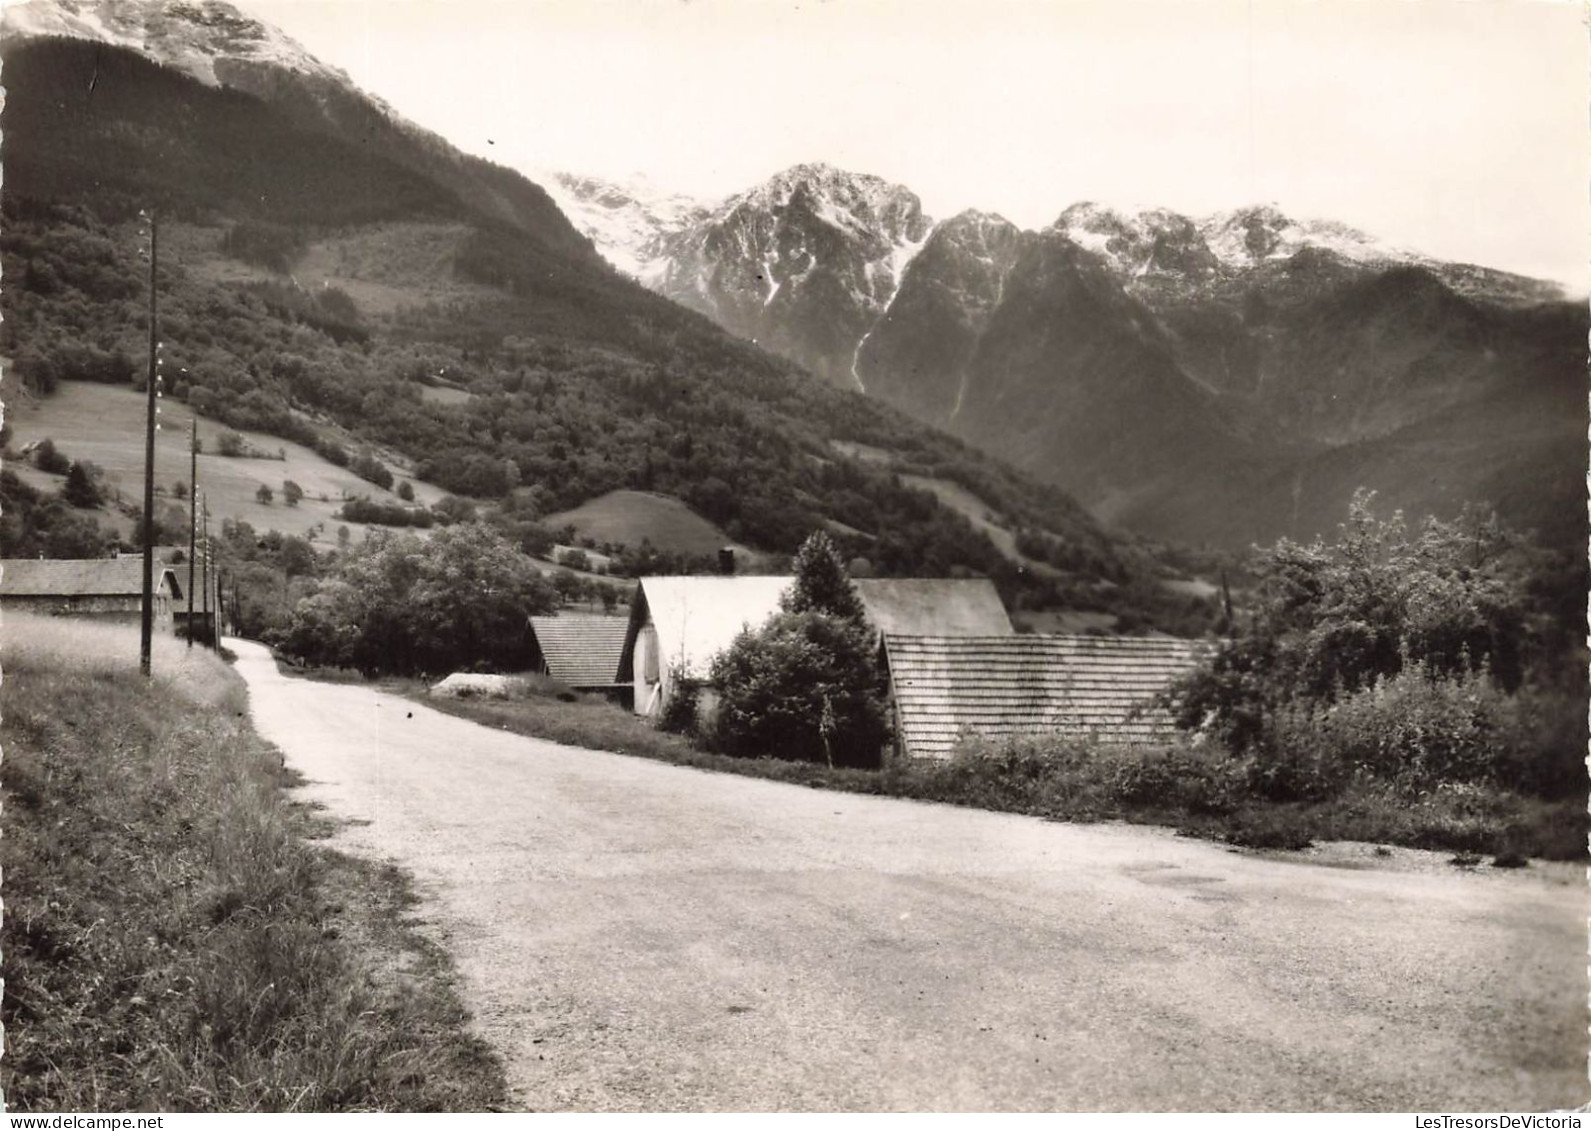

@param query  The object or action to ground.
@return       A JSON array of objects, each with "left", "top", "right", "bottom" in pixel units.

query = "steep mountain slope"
[
  {"left": 560, "top": 168, "right": 1583, "bottom": 551},
  {"left": 2, "top": 21, "right": 1206, "bottom": 630},
  {"left": 2, "top": 0, "right": 594, "bottom": 261}
]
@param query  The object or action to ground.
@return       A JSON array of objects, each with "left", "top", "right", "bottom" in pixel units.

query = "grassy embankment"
[
  {"left": 2, "top": 614, "right": 505, "bottom": 1111},
  {"left": 417, "top": 675, "right": 1585, "bottom": 863}
]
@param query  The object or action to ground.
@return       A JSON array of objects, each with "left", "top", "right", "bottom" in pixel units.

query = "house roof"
[
  {"left": 853, "top": 578, "right": 1012, "bottom": 637},
  {"left": 619, "top": 574, "right": 1020, "bottom": 683},
  {"left": 0, "top": 558, "right": 180, "bottom": 599},
  {"left": 882, "top": 633, "right": 1212, "bottom": 759},
  {"left": 620, "top": 575, "right": 791, "bottom": 682},
  {"left": 529, "top": 613, "right": 630, "bottom": 687}
]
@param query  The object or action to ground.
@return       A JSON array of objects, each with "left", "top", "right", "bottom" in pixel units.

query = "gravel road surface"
[{"left": 233, "top": 639, "right": 1587, "bottom": 1112}]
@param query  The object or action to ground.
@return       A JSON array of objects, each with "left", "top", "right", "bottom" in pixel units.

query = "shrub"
[
  {"left": 217, "top": 430, "right": 246, "bottom": 457},
  {"left": 62, "top": 461, "right": 101, "bottom": 508},
  {"left": 33, "top": 438, "right": 70, "bottom": 475},
  {"left": 658, "top": 672, "right": 699, "bottom": 737},
  {"left": 1108, "top": 745, "right": 1240, "bottom": 815},
  {"left": 1266, "top": 663, "right": 1509, "bottom": 798},
  {"left": 710, "top": 611, "right": 890, "bottom": 768}
]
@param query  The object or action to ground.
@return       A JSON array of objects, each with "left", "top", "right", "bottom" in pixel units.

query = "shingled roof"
[
  {"left": 882, "top": 634, "right": 1212, "bottom": 759},
  {"left": 529, "top": 613, "right": 630, "bottom": 688},
  {"left": 0, "top": 558, "right": 180, "bottom": 598},
  {"left": 853, "top": 578, "right": 1012, "bottom": 637}
]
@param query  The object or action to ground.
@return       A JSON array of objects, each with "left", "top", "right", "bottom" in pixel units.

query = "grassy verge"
[
  {"left": 412, "top": 677, "right": 1584, "bottom": 863},
  {"left": 2, "top": 615, "right": 507, "bottom": 1111}
]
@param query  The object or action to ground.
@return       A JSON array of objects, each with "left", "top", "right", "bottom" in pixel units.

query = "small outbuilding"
[
  {"left": 881, "top": 633, "right": 1211, "bottom": 759},
  {"left": 528, "top": 613, "right": 631, "bottom": 693},
  {"left": 0, "top": 557, "right": 183, "bottom": 633}
]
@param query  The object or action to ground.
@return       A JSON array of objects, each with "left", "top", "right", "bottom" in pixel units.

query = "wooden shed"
[
  {"left": 0, "top": 557, "right": 182, "bottom": 633},
  {"left": 881, "top": 633, "right": 1211, "bottom": 759},
  {"left": 528, "top": 613, "right": 630, "bottom": 691}
]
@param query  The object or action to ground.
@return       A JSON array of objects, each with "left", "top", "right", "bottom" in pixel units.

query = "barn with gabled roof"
[{"left": 0, "top": 557, "right": 182, "bottom": 632}]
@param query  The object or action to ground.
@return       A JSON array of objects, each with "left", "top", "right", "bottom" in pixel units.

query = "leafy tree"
[
  {"left": 712, "top": 534, "right": 887, "bottom": 767},
  {"left": 710, "top": 611, "right": 889, "bottom": 768},
  {"left": 277, "top": 523, "right": 555, "bottom": 675},
  {"left": 217, "top": 431, "right": 246, "bottom": 457},
  {"left": 1171, "top": 492, "right": 1547, "bottom": 792},
  {"left": 255, "top": 484, "right": 274, "bottom": 505},
  {"left": 282, "top": 479, "right": 304, "bottom": 507},
  {"left": 396, "top": 480, "right": 415, "bottom": 502},
  {"left": 62, "top": 461, "right": 100, "bottom": 508},
  {"left": 33, "top": 438, "right": 70, "bottom": 475}
]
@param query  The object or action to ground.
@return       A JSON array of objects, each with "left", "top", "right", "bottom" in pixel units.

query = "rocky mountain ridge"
[{"left": 550, "top": 165, "right": 1583, "bottom": 552}]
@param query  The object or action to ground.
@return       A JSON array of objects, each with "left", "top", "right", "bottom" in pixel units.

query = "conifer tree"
[{"left": 782, "top": 530, "right": 866, "bottom": 624}]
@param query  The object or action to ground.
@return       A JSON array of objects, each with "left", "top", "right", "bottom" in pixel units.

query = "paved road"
[{"left": 233, "top": 640, "right": 1587, "bottom": 1112}]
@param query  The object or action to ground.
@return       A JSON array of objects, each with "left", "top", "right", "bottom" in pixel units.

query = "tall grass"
[{"left": 2, "top": 615, "right": 505, "bottom": 1111}]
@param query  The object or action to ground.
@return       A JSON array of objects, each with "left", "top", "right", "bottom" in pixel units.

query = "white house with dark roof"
[
  {"left": 618, "top": 575, "right": 1014, "bottom": 720},
  {"left": 0, "top": 557, "right": 182, "bottom": 632},
  {"left": 619, "top": 576, "right": 790, "bottom": 718}
]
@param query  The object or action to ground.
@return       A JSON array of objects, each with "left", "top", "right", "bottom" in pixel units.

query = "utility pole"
[
  {"left": 187, "top": 418, "right": 197, "bottom": 648},
  {"left": 139, "top": 211, "right": 158, "bottom": 677},
  {"left": 201, "top": 496, "right": 212, "bottom": 648}
]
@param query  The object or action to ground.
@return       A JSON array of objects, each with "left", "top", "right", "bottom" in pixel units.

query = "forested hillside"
[{"left": 1, "top": 37, "right": 1209, "bottom": 630}]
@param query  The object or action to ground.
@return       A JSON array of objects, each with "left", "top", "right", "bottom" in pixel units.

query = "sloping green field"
[
  {"left": 6, "top": 380, "right": 445, "bottom": 547},
  {"left": 544, "top": 489, "right": 749, "bottom": 558}
]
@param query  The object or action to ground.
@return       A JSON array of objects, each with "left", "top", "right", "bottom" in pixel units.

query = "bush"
[
  {"left": 710, "top": 611, "right": 890, "bottom": 768},
  {"left": 33, "top": 438, "right": 70, "bottom": 475},
  {"left": 62, "top": 461, "right": 101, "bottom": 508},
  {"left": 658, "top": 673, "right": 699, "bottom": 736},
  {"left": 1107, "top": 745, "right": 1240, "bottom": 815},
  {"left": 1266, "top": 663, "right": 1509, "bottom": 798}
]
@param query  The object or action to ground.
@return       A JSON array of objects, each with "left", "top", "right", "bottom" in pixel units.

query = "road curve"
[{"left": 232, "top": 639, "right": 1586, "bottom": 1112}]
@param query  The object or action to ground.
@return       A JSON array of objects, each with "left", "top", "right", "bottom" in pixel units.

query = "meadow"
[
  {"left": 4, "top": 378, "right": 446, "bottom": 548},
  {"left": 544, "top": 488, "right": 754, "bottom": 559}
]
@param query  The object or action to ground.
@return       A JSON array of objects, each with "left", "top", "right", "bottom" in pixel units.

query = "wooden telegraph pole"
[
  {"left": 187, "top": 419, "right": 197, "bottom": 648},
  {"left": 201, "top": 495, "right": 212, "bottom": 648},
  {"left": 139, "top": 211, "right": 159, "bottom": 677}
]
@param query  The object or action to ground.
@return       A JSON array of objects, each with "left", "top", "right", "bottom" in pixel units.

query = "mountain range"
[{"left": 546, "top": 168, "right": 1585, "bottom": 552}]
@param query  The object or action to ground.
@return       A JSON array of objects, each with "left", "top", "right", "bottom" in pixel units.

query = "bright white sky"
[{"left": 238, "top": 0, "right": 1588, "bottom": 287}]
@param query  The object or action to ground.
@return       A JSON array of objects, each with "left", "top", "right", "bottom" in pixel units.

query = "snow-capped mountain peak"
[
  {"left": 2, "top": 0, "right": 350, "bottom": 88},
  {"left": 535, "top": 171, "right": 711, "bottom": 284},
  {"left": 720, "top": 163, "right": 928, "bottom": 245},
  {"left": 1197, "top": 204, "right": 1415, "bottom": 269}
]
